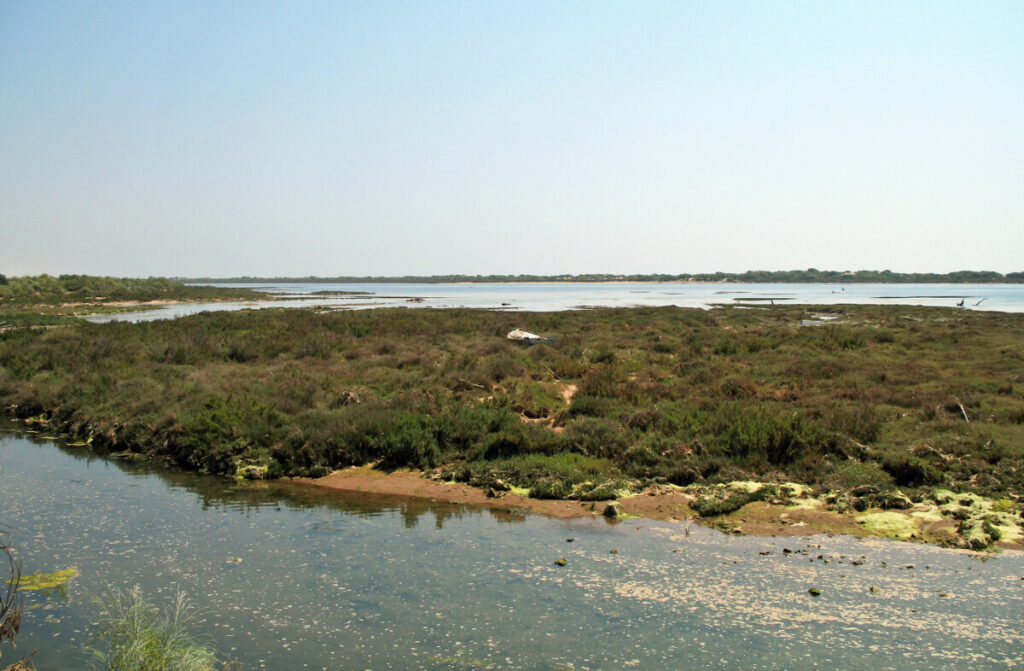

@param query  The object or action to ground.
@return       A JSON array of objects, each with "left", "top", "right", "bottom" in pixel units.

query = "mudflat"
[{"left": 298, "top": 466, "right": 1023, "bottom": 551}]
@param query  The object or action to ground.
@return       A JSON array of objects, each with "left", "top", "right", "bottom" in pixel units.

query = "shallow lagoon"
[
  {"left": 85, "top": 282, "right": 1024, "bottom": 323},
  {"left": 2, "top": 431, "right": 1022, "bottom": 670}
]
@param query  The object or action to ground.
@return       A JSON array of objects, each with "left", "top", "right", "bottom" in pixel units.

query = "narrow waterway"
[{"left": 1, "top": 430, "right": 1022, "bottom": 670}]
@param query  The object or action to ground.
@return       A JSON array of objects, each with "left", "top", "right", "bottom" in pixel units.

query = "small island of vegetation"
[
  {"left": 0, "top": 274, "right": 263, "bottom": 328},
  {"left": 1, "top": 276, "right": 1022, "bottom": 551}
]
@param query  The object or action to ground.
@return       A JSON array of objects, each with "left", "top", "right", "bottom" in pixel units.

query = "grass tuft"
[{"left": 88, "top": 586, "right": 221, "bottom": 671}]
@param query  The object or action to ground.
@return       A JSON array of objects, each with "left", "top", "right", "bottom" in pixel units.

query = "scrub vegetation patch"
[{"left": 2, "top": 301, "right": 1023, "bottom": 547}]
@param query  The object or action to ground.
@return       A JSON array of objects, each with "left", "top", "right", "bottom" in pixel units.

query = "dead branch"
[
  {"left": 1, "top": 526, "right": 24, "bottom": 652},
  {"left": 455, "top": 377, "right": 486, "bottom": 390},
  {"left": 952, "top": 396, "right": 970, "bottom": 423},
  {"left": 911, "top": 444, "right": 955, "bottom": 462}
]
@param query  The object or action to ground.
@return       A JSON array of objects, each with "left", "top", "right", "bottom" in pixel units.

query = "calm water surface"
[
  {"left": 2, "top": 431, "right": 1022, "bottom": 670},
  {"left": 85, "top": 282, "right": 1024, "bottom": 323}
]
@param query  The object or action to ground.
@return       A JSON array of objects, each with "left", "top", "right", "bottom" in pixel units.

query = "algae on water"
[{"left": 15, "top": 567, "right": 78, "bottom": 593}]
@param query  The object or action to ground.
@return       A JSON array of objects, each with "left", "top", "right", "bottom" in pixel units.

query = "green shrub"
[
  {"left": 982, "top": 517, "right": 1002, "bottom": 542},
  {"left": 579, "top": 365, "right": 627, "bottom": 398},
  {"left": 715, "top": 406, "right": 821, "bottom": 466},
  {"left": 342, "top": 407, "right": 444, "bottom": 471},
  {"left": 690, "top": 486, "right": 775, "bottom": 517},
  {"left": 711, "top": 338, "right": 740, "bottom": 357},
  {"left": 507, "top": 380, "right": 562, "bottom": 419},
  {"left": 881, "top": 455, "right": 944, "bottom": 487},
  {"left": 481, "top": 353, "right": 523, "bottom": 384},
  {"left": 719, "top": 377, "right": 757, "bottom": 398},
  {"left": 529, "top": 478, "right": 574, "bottom": 499},
  {"left": 872, "top": 329, "right": 896, "bottom": 344},
  {"left": 566, "top": 394, "right": 618, "bottom": 418},
  {"left": 822, "top": 405, "right": 883, "bottom": 443},
  {"left": 665, "top": 465, "right": 701, "bottom": 486},
  {"left": 743, "top": 335, "right": 777, "bottom": 353},
  {"left": 820, "top": 326, "right": 866, "bottom": 351},
  {"left": 563, "top": 417, "right": 629, "bottom": 461},
  {"left": 626, "top": 406, "right": 662, "bottom": 431},
  {"left": 477, "top": 423, "right": 564, "bottom": 460},
  {"left": 173, "top": 395, "right": 282, "bottom": 474},
  {"left": 829, "top": 461, "right": 894, "bottom": 489},
  {"left": 452, "top": 452, "right": 624, "bottom": 500},
  {"left": 371, "top": 414, "right": 443, "bottom": 471},
  {"left": 445, "top": 404, "right": 516, "bottom": 454}
]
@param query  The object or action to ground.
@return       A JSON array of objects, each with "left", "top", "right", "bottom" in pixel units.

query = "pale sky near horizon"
[{"left": 1, "top": 1, "right": 1022, "bottom": 278}]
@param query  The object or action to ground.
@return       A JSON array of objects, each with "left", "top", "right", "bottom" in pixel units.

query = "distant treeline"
[{"left": 185, "top": 269, "right": 1024, "bottom": 284}]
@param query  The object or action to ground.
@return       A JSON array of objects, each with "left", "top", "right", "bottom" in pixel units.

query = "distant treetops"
[{"left": 183, "top": 269, "right": 1024, "bottom": 284}]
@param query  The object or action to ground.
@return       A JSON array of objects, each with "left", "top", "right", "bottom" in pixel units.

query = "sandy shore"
[{"left": 294, "top": 466, "right": 1024, "bottom": 549}]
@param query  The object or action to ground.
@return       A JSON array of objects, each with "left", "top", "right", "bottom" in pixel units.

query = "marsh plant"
[
  {"left": 87, "top": 586, "right": 221, "bottom": 671},
  {"left": 0, "top": 528, "right": 24, "bottom": 667},
  {"left": 2, "top": 303, "right": 1024, "bottom": 505}
]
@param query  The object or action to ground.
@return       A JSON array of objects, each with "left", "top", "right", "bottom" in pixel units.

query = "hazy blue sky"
[{"left": 2, "top": 1, "right": 1022, "bottom": 277}]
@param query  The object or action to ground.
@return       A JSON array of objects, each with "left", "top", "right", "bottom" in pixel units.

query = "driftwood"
[
  {"left": 912, "top": 444, "right": 955, "bottom": 462},
  {"left": 456, "top": 377, "right": 486, "bottom": 390},
  {"left": 952, "top": 396, "right": 970, "bottom": 423},
  {"left": 540, "top": 364, "right": 561, "bottom": 381}
]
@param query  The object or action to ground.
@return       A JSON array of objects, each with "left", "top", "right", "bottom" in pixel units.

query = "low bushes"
[
  {"left": 447, "top": 452, "right": 629, "bottom": 500},
  {"left": 711, "top": 405, "right": 824, "bottom": 466},
  {"left": 828, "top": 460, "right": 895, "bottom": 490},
  {"left": 2, "top": 303, "right": 1024, "bottom": 500},
  {"left": 881, "top": 455, "right": 944, "bottom": 488}
]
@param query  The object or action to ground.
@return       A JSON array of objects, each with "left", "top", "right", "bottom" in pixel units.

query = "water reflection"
[
  {"left": 2, "top": 430, "right": 1023, "bottom": 671},
  {"left": 9, "top": 427, "right": 527, "bottom": 532}
]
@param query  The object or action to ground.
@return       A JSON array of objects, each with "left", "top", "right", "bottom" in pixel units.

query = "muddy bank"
[
  {"left": 297, "top": 467, "right": 1024, "bottom": 551},
  {"left": 296, "top": 466, "right": 601, "bottom": 519}
]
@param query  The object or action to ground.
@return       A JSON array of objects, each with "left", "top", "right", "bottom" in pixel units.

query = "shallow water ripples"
[{"left": 2, "top": 434, "right": 1023, "bottom": 670}]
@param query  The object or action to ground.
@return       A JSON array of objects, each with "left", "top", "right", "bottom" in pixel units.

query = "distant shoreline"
[{"left": 185, "top": 270, "right": 1024, "bottom": 285}]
